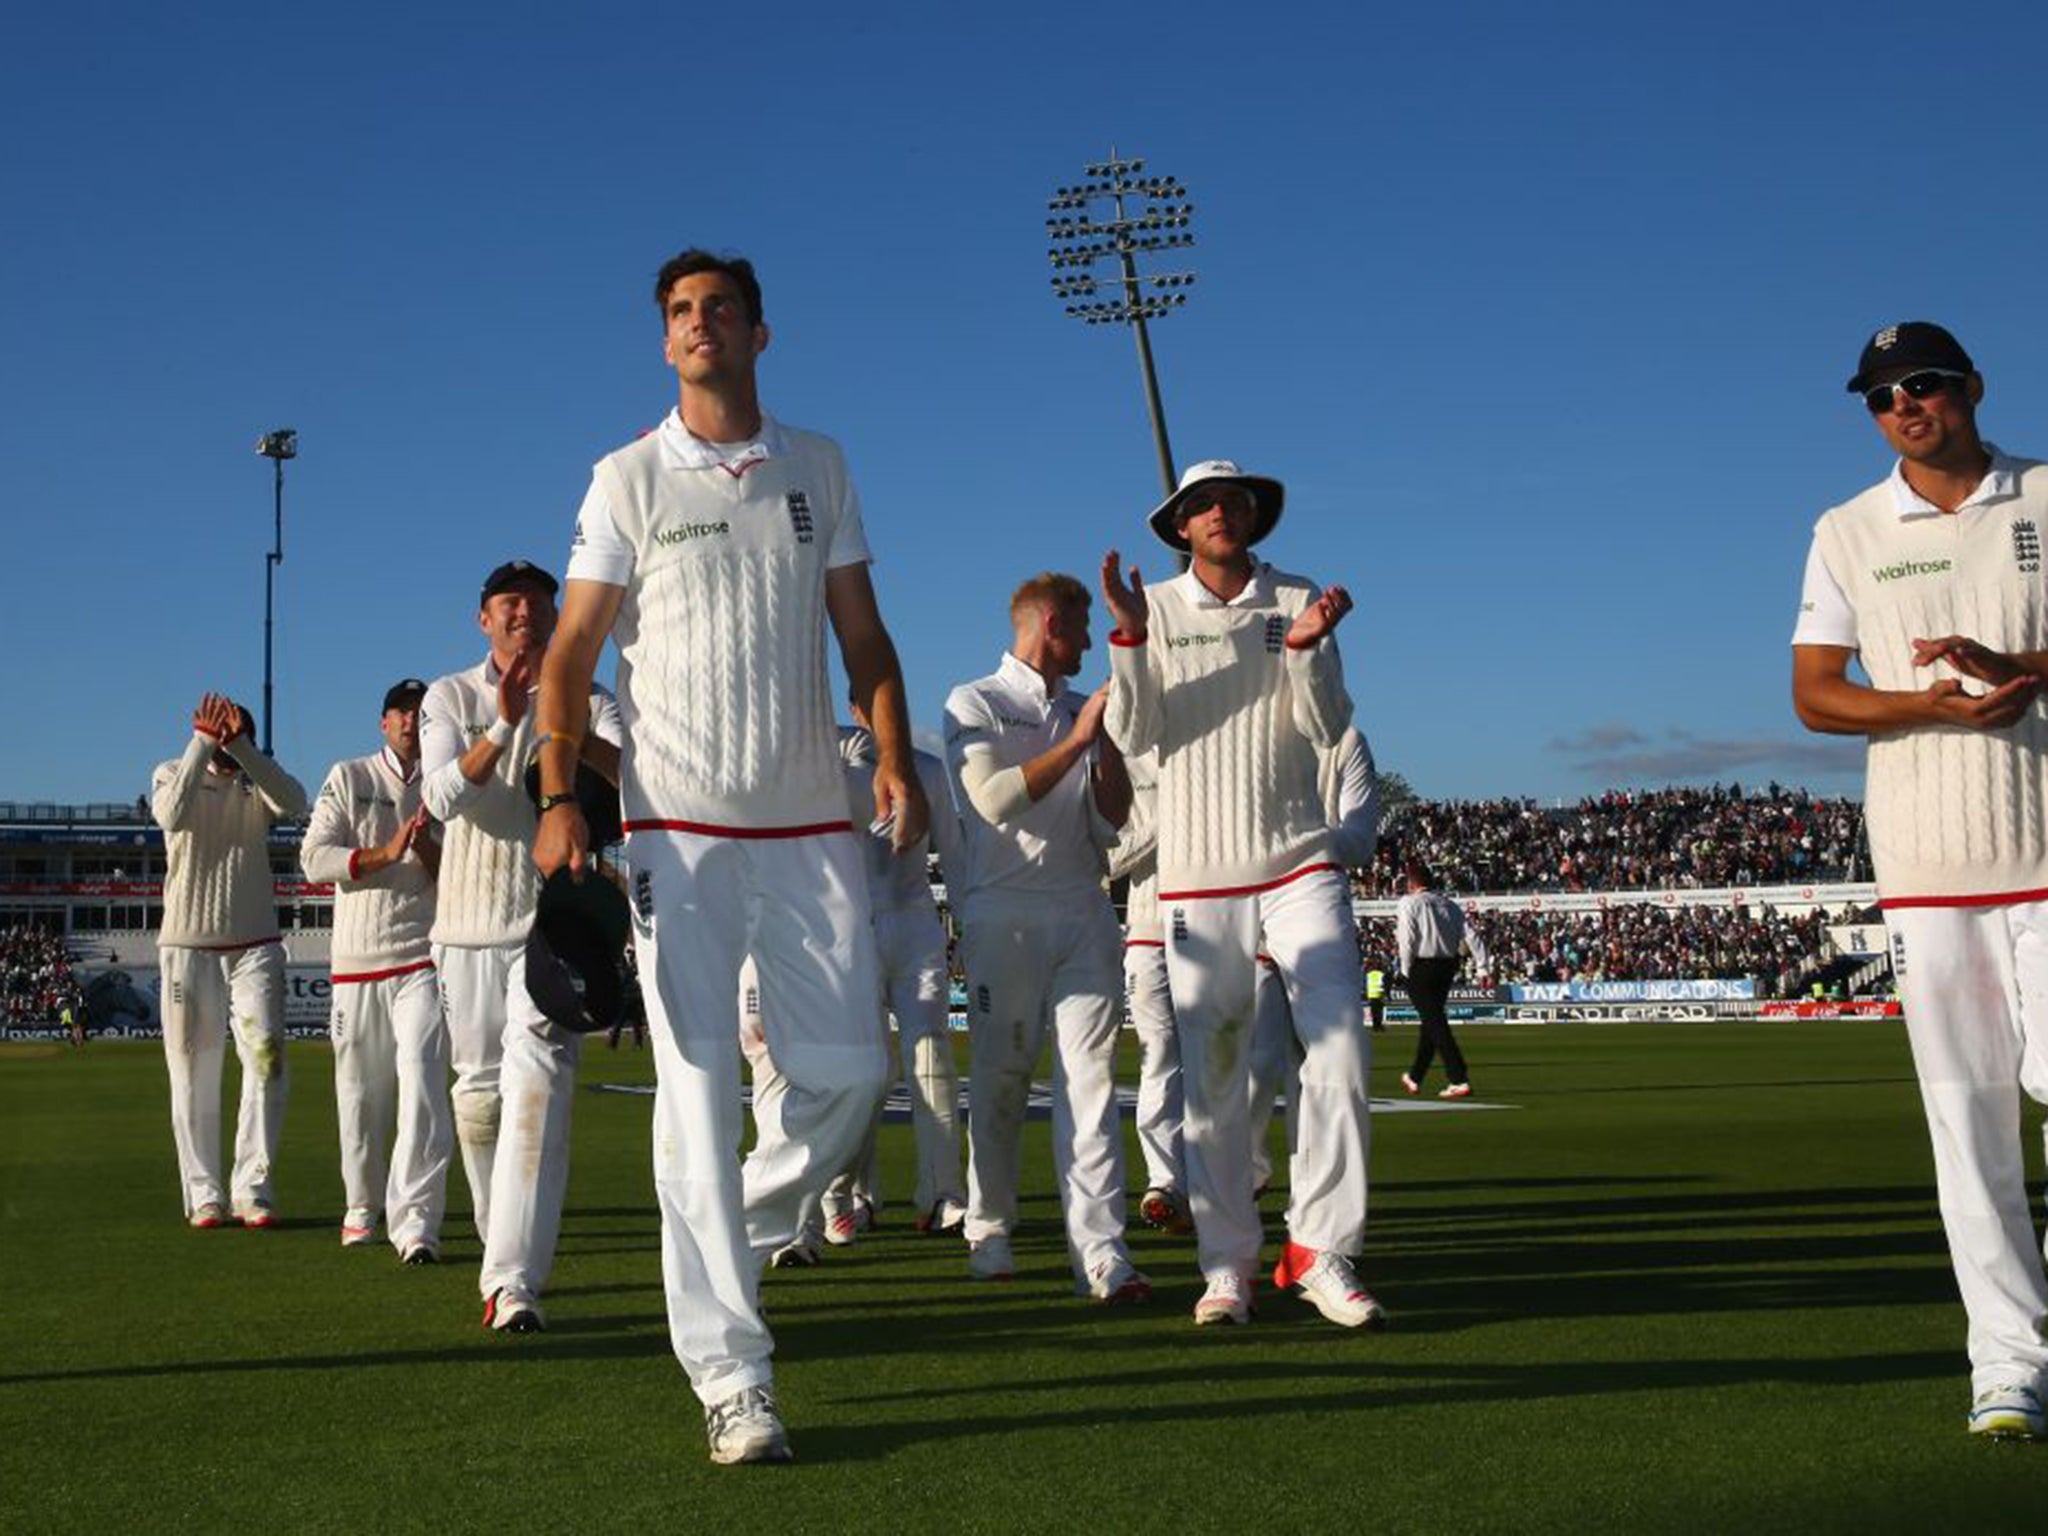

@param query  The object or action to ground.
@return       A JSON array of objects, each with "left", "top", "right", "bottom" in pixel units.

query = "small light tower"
[
  {"left": 1047, "top": 149, "right": 1197, "bottom": 501},
  {"left": 254, "top": 428, "right": 297, "bottom": 755}
]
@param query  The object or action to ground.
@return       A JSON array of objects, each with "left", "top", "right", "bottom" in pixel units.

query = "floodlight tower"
[
  {"left": 254, "top": 428, "right": 297, "bottom": 755},
  {"left": 1047, "top": 150, "right": 1196, "bottom": 501}
]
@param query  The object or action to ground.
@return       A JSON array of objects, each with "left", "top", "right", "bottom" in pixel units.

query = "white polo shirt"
[{"left": 943, "top": 652, "right": 1114, "bottom": 921}]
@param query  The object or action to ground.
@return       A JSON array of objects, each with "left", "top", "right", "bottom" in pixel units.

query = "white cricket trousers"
[
  {"left": 478, "top": 950, "right": 582, "bottom": 1301},
  {"left": 632, "top": 828, "right": 887, "bottom": 1406},
  {"left": 1163, "top": 865, "right": 1370, "bottom": 1280},
  {"left": 158, "top": 941, "right": 289, "bottom": 1217},
  {"left": 961, "top": 892, "right": 1131, "bottom": 1284},
  {"left": 433, "top": 939, "right": 518, "bottom": 1244},
  {"left": 330, "top": 961, "right": 453, "bottom": 1252},
  {"left": 877, "top": 903, "right": 964, "bottom": 1214},
  {"left": 1886, "top": 902, "right": 2048, "bottom": 1395},
  {"left": 1247, "top": 957, "right": 1302, "bottom": 1192},
  {"left": 1123, "top": 941, "right": 1185, "bottom": 1195}
]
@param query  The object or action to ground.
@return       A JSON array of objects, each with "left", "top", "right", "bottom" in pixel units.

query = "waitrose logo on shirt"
[
  {"left": 654, "top": 521, "right": 731, "bottom": 546},
  {"left": 1871, "top": 558, "right": 1952, "bottom": 584}
]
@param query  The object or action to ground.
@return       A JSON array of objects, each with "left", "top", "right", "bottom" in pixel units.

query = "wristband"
[
  {"left": 486, "top": 718, "right": 516, "bottom": 749},
  {"left": 533, "top": 731, "right": 583, "bottom": 752}
]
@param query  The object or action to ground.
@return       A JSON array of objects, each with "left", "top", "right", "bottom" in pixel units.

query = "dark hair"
[
  {"left": 1404, "top": 861, "right": 1434, "bottom": 889},
  {"left": 652, "top": 249, "right": 763, "bottom": 326}
]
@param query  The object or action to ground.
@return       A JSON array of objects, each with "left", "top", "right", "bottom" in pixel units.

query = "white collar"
[
  {"left": 658, "top": 408, "right": 787, "bottom": 476},
  {"left": 1179, "top": 561, "right": 1271, "bottom": 610},
  {"left": 997, "top": 650, "right": 1066, "bottom": 706},
  {"left": 381, "top": 745, "right": 419, "bottom": 785},
  {"left": 1886, "top": 442, "right": 2020, "bottom": 519}
]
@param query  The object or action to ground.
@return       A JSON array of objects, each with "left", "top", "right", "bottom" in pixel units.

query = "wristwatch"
[{"left": 536, "top": 792, "right": 579, "bottom": 815}]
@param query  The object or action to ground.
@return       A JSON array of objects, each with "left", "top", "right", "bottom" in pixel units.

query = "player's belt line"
[
  {"left": 189, "top": 935, "right": 282, "bottom": 953},
  {"left": 1159, "top": 862, "right": 1341, "bottom": 901},
  {"left": 623, "top": 818, "right": 855, "bottom": 840},
  {"left": 332, "top": 959, "right": 435, "bottom": 985},
  {"left": 1880, "top": 886, "right": 2048, "bottom": 910},
  {"left": 1123, "top": 938, "right": 1165, "bottom": 949}
]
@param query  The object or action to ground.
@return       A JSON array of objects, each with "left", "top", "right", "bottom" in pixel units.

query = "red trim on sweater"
[
  {"left": 193, "top": 935, "right": 282, "bottom": 953},
  {"left": 1109, "top": 630, "right": 1146, "bottom": 648},
  {"left": 332, "top": 959, "right": 435, "bottom": 985},
  {"left": 622, "top": 818, "right": 855, "bottom": 840},
  {"left": 347, "top": 849, "right": 364, "bottom": 882},
  {"left": 1159, "top": 862, "right": 1342, "bottom": 902},
  {"left": 1123, "top": 938, "right": 1165, "bottom": 950},
  {"left": 1879, "top": 887, "right": 2048, "bottom": 911}
]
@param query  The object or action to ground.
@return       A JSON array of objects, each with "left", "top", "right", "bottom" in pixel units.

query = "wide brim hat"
[
  {"left": 524, "top": 868, "right": 631, "bottom": 1034},
  {"left": 1147, "top": 459, "right": 1285, "bottom": 553}
]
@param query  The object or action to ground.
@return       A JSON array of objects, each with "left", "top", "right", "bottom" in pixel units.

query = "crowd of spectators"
[
  {"left": 1, "top": 927, "right": 79, "bottom": 1027},
  {"left": 1360, "top": 904, "right": 1842, "bottom": 991},
  {"left": 1361, "top": 783, "right": 1865, "bottom": 897}
]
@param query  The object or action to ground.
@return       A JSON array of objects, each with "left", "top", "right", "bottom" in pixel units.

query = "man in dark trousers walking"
[{"left": 1395, "top": 863, "right": 1487, "bottom": 1100}]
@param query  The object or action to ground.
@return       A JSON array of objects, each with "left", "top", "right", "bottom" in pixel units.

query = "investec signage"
[
  {"left": 1508, "top": 978, "right": 1758, "bottom": 1002},
  {"left": 1354, "top": 882, "right": 1876, "bottom": 919},
  {"left": 59, "top": 960, "right": 336, "bottom": 1038}
]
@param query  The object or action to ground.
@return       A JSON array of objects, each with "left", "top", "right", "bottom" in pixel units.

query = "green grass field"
[{"left": 1, "top": 1022, "right": 2041, "bottom": 1532}]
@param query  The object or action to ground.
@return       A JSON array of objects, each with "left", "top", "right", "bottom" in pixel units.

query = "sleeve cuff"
[
  {"left": 1109, "top": 629, "right": 1146, "bottom": 648},
  {"left": 346, "top": 849, "right": 363, "bottom": 881}
]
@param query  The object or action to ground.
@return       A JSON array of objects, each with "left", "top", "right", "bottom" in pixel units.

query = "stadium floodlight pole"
[
  {"left": 1047, "top": 148, "right": 1197, "bottom": 534},
  {"left": 254, "top": 429, "right": 298, "bottom": 755}
]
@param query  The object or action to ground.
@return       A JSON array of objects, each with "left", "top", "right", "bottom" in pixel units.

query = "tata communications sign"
[{"left": 1507, "top": 979, "right": 1757, "bottom": 1003}]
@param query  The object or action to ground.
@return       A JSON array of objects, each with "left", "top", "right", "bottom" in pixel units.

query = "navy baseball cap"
[
  {"left": 1846, "top": 322, "right": 1975, "bottom": 393},
  {"left": 524, "top": 868, "right": 631, "bottom": 1034},
  {"left": 480, "top": 560, "right": 559, "bottom": 606},
  {"left": 382, "top": 678, "right": 427, "bottom": 713}
]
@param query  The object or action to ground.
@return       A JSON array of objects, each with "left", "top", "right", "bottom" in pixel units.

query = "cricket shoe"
[
  {"left": 917, "top": 1196, "right": 968, "bottom": 1234},
  {"left": 967, "top": 1233, "right": 1015, "bottom": 1280},
  {"left": 1273, "top": 1241, "right": 1386, "bottom": 1329},
  {"left": 400, "top": 1242, "right": 440, "bottom": 1266},
  {"left": 236, "top": 1203, "right": 276, "bottom": 1230},
  {"left": 1968, "top": 1382, "right": 2046, "bottom": 1440},
  {"left": 1438, "top": 1082, "right": 1473, "bottom": 1100},
  {"left": 483, "top": 1285, "right": 546, "bottom": 1334},
  {"left": 189, "top": 1202, "right": 230, "bottom": 1230},
  {"left": 1399, "top": 1074, "right": 1421, "bottom": 1096},
  {"left": 705, "top": 1384, "right": 793, "bottom": 1465},
  {"left": 1139, "top": 1187, "right": 1194, "bottom": 1235},
  {"left": 1193, "top": 1270, "right": 1254, "bottom": 1327},
  {"left": 340, "top": 1209, "right": 378, "bottom": 1247},
  {"left": 770, "top": 1237, "right": 822, "bottom": 1269},
  {"left": 850, "top": 1196, "right": 877, "bottom": 1233},
  {"left": 823, "top": 1213, "right": 860, "bottom": 1247},
  {"left": 1080, "top": 1257, "right": 1153, "bottom": 1305}
]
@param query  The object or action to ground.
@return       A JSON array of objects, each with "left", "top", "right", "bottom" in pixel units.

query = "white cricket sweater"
[
  {"left": 420, "top": 659, "right": 622, "bottom": 947},
  {"left": 299, "top": 747, "right": 435, "bottom": 974},
  {"left": 1107, "top": 563, "right": 1352, "bottom": 896},
  {"left": 579, "top": 417, "right": 870, "bottom": 833},
  {"left": 152, "top": 733, "right": 308, "bottom": 949},
  {"left": 1807, "top": 454, "right": 2048, "bottom": 903},
  {"left": 839, "top": 727, "right": 960, "bottom": 915}
]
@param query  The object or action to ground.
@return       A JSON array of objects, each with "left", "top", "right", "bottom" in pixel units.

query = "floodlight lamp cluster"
[
  {"left": 255, "top": 429, "right": 298, "bottom": 460},
  {"left": 1064, "top": 293, "right": 1189, "bottom": 326}
]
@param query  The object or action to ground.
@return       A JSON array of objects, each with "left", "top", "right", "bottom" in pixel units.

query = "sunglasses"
[{"left": 1863, "top": 368, "right": 1967, "bottom": 415}]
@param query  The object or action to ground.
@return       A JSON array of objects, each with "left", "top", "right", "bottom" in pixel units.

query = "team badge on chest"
[
  {"left": 1263, "top": 615, "right": 1286, "bottom": 654},
  {"left": 785, "top": 491, "right": 814, "bottom": 545},
  {"left": 2012, "top": 518, "right": 2040, "bottom": 575}
]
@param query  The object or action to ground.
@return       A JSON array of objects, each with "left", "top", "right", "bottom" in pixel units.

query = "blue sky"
[{"left": 6, "top": 1, "right": 2046, "bottom": 806}]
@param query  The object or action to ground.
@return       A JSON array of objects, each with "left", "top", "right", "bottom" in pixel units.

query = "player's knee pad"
[{"left": 453, "top": 1089, "right": 501, "bottom": 1146}]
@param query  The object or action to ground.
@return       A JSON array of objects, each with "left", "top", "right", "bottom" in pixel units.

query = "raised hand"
[
  {"left": 1100, "top": 550, "right": 1149, "bottom": 643},
  {"left": 1285, "top": 585, "right": 1353, "bottom": 649}
]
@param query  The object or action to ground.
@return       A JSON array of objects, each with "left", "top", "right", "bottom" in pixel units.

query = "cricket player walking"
[
  {"left": 1102, "top": 460, "right": 1382, "bottom": 1329},
  {"left": 533, "top": 248, "right": 924, "bottom": 1465},
  {"left": 298, "top": 678, "right": 452, "bottom": 1261},
  {"left": 944, "top": 573, "right": 1146, "bottom": 1302},
  {"left": 151, "top": 694, "right": 307, "bottom": 1228}
]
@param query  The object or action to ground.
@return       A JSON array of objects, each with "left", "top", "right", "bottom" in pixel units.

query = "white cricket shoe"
[
  {"left": 483, "top": 1285, "right": 546, "bottom": 1333},
  {"left": 967, "top": 1233, "right": 1015, "bottom": 1280},
  {"left": 918, "top": 1196, "right": 968, "bottom": 1234},
  {"left": 1968, "top": 1381, "right": 2046, "bottom": 1440},
  {"left": 704, "top": 1384, "right": 793, "bottom": 1465},
  {"left": 1273, "top": 1241, "right": 1386, "bottom": 1329},
  {"left": 1080, "top": 1257, "right": 1153, "bottom": 1305},
  {"left": 1193, "top": 1270, "right": 1253, "bottom": 1326},
  {"left": 1139, "top": 1187, "right": 1194, "bottom": 1235},
  {"left": 823, "top": 1212, "right": 859, "bottom": 1247},
  {"left": 189, "top": 1202, "right": 230, "bottom": 1230},
  {"left": 340, "top": 1209, "right": 378, "bottom": 1247},
  {"left": 770, "top": 1237, "right": 822, "bottom": 1269}
]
